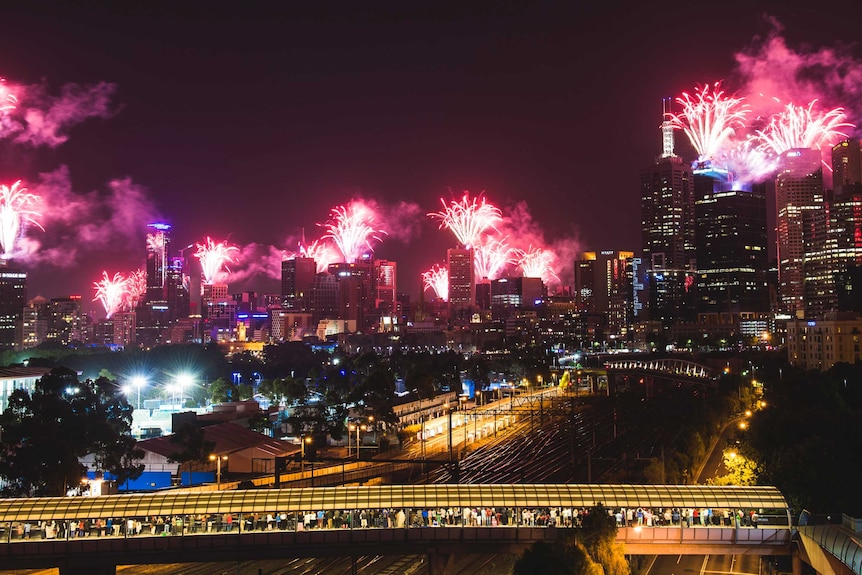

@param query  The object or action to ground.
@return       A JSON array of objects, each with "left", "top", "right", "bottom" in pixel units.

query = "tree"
[{"left": 0, "top": 367, "right": 143, "bottom": 496}]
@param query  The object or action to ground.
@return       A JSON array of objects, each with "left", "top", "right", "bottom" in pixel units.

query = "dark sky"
[{"left": 1, "top": 0, "right": 861, "bottom": 314}]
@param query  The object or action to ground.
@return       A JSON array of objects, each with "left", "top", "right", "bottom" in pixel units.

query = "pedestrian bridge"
[
  {"left": 0, "top": 484, "right": 792, "bottom": 575},
  {"left": 604, "top": 358, "right": 716, "bottom": 385}
]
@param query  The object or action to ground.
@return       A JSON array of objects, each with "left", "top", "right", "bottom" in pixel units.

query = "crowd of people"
[{"left": 1, "top": 505, "right": 783, "bottom": 542}]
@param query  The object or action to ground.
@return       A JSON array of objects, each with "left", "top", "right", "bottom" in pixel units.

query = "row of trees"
[{"left": 0, "top": 368, "right": 143, "bottom": 496}]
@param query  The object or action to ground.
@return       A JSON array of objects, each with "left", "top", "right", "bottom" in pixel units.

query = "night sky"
[{"left": 1, "top": 1, "right": 861, "bottom": 315}]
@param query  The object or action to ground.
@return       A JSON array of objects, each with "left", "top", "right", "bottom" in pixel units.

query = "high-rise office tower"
[
  {"left": 775, "top": 149, "right": 824, "bottom": 317},
  {"left": 20, "top": 296, "right": 49, "bottom": 349},
  {"left": 641, "top": 108, "right": 695, "bottom": 326},
  {"left": 0, "top": 264, "right": 27, "bottom": 350},
  {"left": 166, "top": 255, "right": 189, "bottom": 320},
  {"left": 310, "top": 272, "right": 339, "bottom": 325},
  {"left": 832, "top": 138, "right": 862, "bottom": 197},
  {"left": 803, "top": 187, "right": 862, "bottom": 318},
  {"left": 329, "top": 260, "right": 375, "bottom": 331},
  {"left": 574, "top": 251, "right": 635, "bottom": 337},
  {"left": 47, "top": 295, "right": 84, "bottom": 345},
  {"left": 282, "top": 257, "right": 316, "bottom": 312},
  {"left": 447, "top": 248, "right": 474, "bottom": 322},
  {"left": 695, "top": 187, "right": 770, "bottom": 314},
  {"left": 145, "top": 222, "right": 172, "bottom": 303}
]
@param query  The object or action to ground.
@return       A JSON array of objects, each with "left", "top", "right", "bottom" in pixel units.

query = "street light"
[
  {"left": 300, "top": 435, "right": 312, "bottom": 474},
  {"left": 349, "top": 422, "right": 367, "bottom": 460},
  {"left": 131, "top": 376, "right": 147, "bottom": 410},
  {"left": 209, "top": 454, "right": 228, "bottom": 488},
  {"left": 176, "top": 373, "right": 194, "bottom": 407}
]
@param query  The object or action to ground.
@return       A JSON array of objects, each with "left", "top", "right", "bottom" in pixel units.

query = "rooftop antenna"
[{"left": 661, "top": 97, "right": 676, "bottom": 158}]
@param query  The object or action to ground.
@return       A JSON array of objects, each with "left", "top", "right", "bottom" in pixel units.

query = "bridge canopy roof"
[{"left": 0, "top": 484, "right": 788, "bottom": 522}]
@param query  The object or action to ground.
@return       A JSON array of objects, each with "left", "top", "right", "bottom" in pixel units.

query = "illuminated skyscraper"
[
  {"left": 775, "top": 149, "right": 824, "bottom": 317},
  {"left": 145, "top": 222, "right": 172, "bottom": 303},
  {"left": 281, "top": 256, "right": 316, "bottom": 312},
  {"left": 447, "top": 248, "right": 474, "bottom": 322},
  {"left": 832, "top": 138, "right": 862, "bottom": 197},
  {"left": 694, "top": 187, "right": 769, "bottom": 314},
  {"left": 574, "top": 250, "right": 635, "bottom": 337},
  {"left": 0, "top": 264, "right": 27, "bottom": 350},
  {"left": 640, "top": 113, "right": 695, "bottom": 326}
]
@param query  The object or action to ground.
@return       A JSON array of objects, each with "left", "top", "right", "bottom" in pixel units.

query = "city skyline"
[{"left": 1, "top": 2, "right": 861, "bottom": 314}]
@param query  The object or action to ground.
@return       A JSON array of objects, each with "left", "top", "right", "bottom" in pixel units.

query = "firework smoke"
[
  {"left": 428, "top": 192, "right": 502, "bottom": 248},
  {"left": 422, "top": 264, "right": 448, "bottom": 302},
  {"left": 0, "top": 80, "right": 116, "bottom": 147},
  {"left": 0, "top": 180, "right": 43, "bottom": 259},
  {"left": 195, "top": 237, "right": 239, "bottom": 284},
  {"left": 321, "top": 201, "right": 385, "bottom": 263},
  {"left": 93, "top": 271, "right": 128, "bottom": 319}
]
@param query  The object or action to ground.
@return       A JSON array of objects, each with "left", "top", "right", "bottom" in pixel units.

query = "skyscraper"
[
  {"left": 145, "top": 222, "right": 172, "bottom": 303},
  {"left": 447, "top": 248, "right": 475, "bottom": 323},
  {"left": 0, "top": 265, "right": 27, "bottom": 350},
  {"left": 695, "top": 187, "right": 769, "bottom": 315},
  {"left": 775, "top": 149, "right": 824, "bottom": 317},
  {"left": 832, "top": 138, "right": 862, "bottom": 197},
  {"left": 574, "top": 251, "right": 635, "bottom": 337},
  {"left": 641, "top": 111, "right": 695, "bottom": 327},
  {"left": 282, "top": 257, "right": 316, "bottom": 312}
]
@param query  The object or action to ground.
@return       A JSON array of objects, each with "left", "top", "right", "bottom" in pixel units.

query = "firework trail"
[
  {"left": 125, "top": 268, "right": 147, "bottom": 310},
  {"left": 321, "top": 202, "right": 385, "bottom": 263},
  {"left": 514, "top": 245, "right": 559, "bottom": 284},
  {"left": 0, "top": 180, "right": 43, "bottom": 259},
  {"left": 428, "top": 192, "right": 502, "bottom": 248},
  {"left": 473, "top": 237, "right": 513, "bottom": 280},
  {"left": 422, "top": 264, "right": 449, "bottom": 302},
  {"left": 0, "top": 78, "right": 17, "bottom": 113},
  {"left": 298, "top": 239, "right": 341, "bottom": 273},
  {"left": 195, "top": 237, "right": 239, "bottom": 284},
  {"left": 146, "top": 232, "right": 164, "bottom": 254},
  {"left": 667, "top": 82, "right": 749, "bottom": 162},
  {"left": 93, "top": 271, "right": 128, "bottom": 319},
  {"left": 753, "top": 100, "right": 854, "bottom": 156}
]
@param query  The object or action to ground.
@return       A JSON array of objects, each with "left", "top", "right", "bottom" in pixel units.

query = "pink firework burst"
[
  {"left": 753, "top": 100, "right": 854, "bottom": 156},
  {"left": 514, "top": 245, "right": 559, "bottom": 284},
  {"left": 195, "top": 237, "right": 239, "bottom": 284},
  {"left": 473, "top": 237, "right": 513, "bottom": 280},
  {"left": 428, "top": 192, "right": 502, "bottom": 248},
  {"left": 124, "top": 268, "right": 147, "bottom": 310},
  {"left": 667, "top": 82, "right": 749, "bottom": 162},
  {"left": 0, "top": 78, "right": 17, "bottom": 113},
  {"left": 321, "top": 202, "right": 385, "bottom": 263},
  {"left": 93, "top": 271, "right": 129, "bottom": 319},
  {"left": 298, "top": 239, "right": 341, "bottom": 273},
  {"left": 0, "top": 180, "right": 43, "bottom": 259},
  {"left": 724, "top": 139, "right": 779, "bottom": 186},
  {"left": 422, "top": 264, "right": 449, "bottom": 302}
]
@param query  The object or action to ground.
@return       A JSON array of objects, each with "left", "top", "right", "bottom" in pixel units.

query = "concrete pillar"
[
  {"left": 60, "top": 560, "right": 116, "bottom": 575},
  {"left": 792, "top": 551, "right": 804, "bottom": 575},
  {"left": 427, "top": 551, "right": 455, "bottom": 575}
]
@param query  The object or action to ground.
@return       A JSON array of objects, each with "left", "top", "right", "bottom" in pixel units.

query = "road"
[{"left": 645, "top": 554, "right": 762, "bottom": 575}]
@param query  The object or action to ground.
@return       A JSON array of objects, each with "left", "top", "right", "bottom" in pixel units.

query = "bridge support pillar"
[
  {"left": 60, "top": 560, "right": 116, "bottom": 575},
  {"left": 427, "top": 549, "right": 455, "bottom": 575}
]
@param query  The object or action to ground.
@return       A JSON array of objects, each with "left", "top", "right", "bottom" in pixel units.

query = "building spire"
[{"left": 661, "top": 97, "right": 676, "bottom": 158}]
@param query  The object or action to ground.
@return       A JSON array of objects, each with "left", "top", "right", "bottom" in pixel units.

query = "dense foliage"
[{"left": 0, "top": 367, "right": 143, "bottom": 496}]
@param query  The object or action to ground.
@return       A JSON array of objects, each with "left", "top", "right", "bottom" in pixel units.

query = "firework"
[
  {"left": 753, "top": 100, "right": 854, "bottom": 156},
  {"left": 428, "top": 192, "right": 502, "bottom": 248},
  {"left": 298, "top": 239, "right": 341, "bottom": 273},
  {"left": 321, "top": 202, "right": 384, "bottom": 263},
  {"left": 723, "top": 139, "right": 779, "bottom": 186},
  {"left": 514, "top": 245, "right": 559, "bottom": 283},
  {"left": 93, "top": 271, "right": 128, "bottom": 319},
  {"left": 0, "top": 78, "right": 17, "bottom": 113},
  {"left": 195, "top": 237, "right": 239, "bottom": 284},
  {"left": 422, "top": 264, "right": 449, "bottom": 302},
  {"left": 667, "top": 82, "right": 749, "bottom": 162},
  {"left": 125, "top": 268, "right": 147, "bottom": 310},
  {"left": 473, "top": 237, "right": 513, "bottom": 280},
  {"left": 0, "top": 180, "right": 43, "bottom": 259}
]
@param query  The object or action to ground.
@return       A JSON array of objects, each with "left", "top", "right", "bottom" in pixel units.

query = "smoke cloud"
[{"left": 0, "top": 80, "right": 118, "bottom": 147}]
